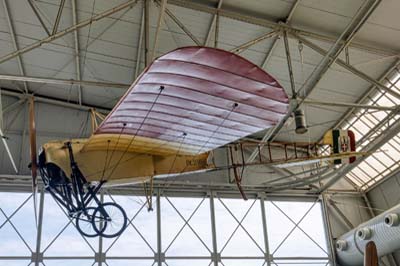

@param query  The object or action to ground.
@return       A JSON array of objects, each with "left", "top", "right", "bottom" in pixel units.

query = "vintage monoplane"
[{"left": 27, "top": 47, "right": 360, "bottom": 238}]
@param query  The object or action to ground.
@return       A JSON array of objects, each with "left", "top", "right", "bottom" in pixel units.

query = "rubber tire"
[
  {"left": 76, "top": 207, "right": 104, "bottom": 237},
  {"left": 92, "top": 202, "right": 127, "bottom": 238}
]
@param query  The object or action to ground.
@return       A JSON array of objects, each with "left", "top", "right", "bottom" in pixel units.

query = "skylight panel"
[{"left": 342, "top": 72, "right": 400, "bottom": 190}]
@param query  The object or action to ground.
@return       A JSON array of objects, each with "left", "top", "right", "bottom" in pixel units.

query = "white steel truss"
[{"left": 0, "top": 189, "right": 332, "bottom": 266}]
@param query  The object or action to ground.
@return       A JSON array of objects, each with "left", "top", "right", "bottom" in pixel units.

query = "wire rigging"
[{"left": 105, "top": 86, "right": 165, "bottom": 180}]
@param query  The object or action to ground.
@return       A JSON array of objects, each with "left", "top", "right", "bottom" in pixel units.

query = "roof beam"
[
  {"left": 283, "top": 30, "right": 296, "bottom": 97},
  {"left": 327, "top": 197, "right": 354, "bottom": 229},
  {"left": 367, "top": 165, "right": 400, "bottom": 192},
  {"left": 332, "top": 59, "right": 400, "bottom": 133},
  {"left": 316, "top": 92, "right": 400, "bottom": 191},
  {"left": 2, "top": 98, "right": 25, "bottom": 115},
  {"left": 261, "top": 0, "right": 300, "bottom": 69},
  {"left": 319, "top": 109, "right": 400, "bottom": 192},
  {"left": 247, "top": 0, "right": 382, "bottom": 163},
  {"left": 270, "top": 0, "right": 382, "bottom": 140},
  {"left": 1, "top": 88, "right": 110, "bottom": 113},
  {"left": 52, "top": 0, "right": 66, "bottom": 35},
  {"left": 0, "top": 74, "right": 129, "bottom": 89},
  {"left": 71, "top": 0, "right": 82, "bottom": 105},
  {"left": 0, "top": 0, "right": 138, "bottom": 65},
  {"left": 0, "top": 128, "right": 18, "bottom": 173},
  {"left": 315, "top": 61, "right": 400, "bottom": 191},
  {"left": 144, "top": 0, "right": 150, "bottom": 67},
  {"left": 229, "top": 30, "right": 277, "bottom": 54},
  {"left": 151, "top": 0, "right": 167, "bottom": 61},
  {"left": 203, "top": 0, "right": 222, "bottom": 46},
  {"left": 27, "top": 0, "right": 51, "bottom": 36},
  {"left": 214, "top": 6, "right": 219, "bottom": 48},
  {"left": 162, "top": 5, "right": 201, "bottom": 46},
  {"left": 255, "top": 0, "right": 300, "bottom": 178},
  {"left": 291, "top": 33, "right": 400, "bottom": 100},
  {"left": 302, "top": 98, "right": 397, "bottom": 111},
  {"left": 134, "top": 5, "right": 145, "bottom": 79},
  {"left": 0, "top": 89, "right": 19, "bottom": 174},
  {"left": 168, "top": 0, "right": 397, "bottom": 57},
  {"left": 2, "top": 0, "right": 29, "bottom": 93}
]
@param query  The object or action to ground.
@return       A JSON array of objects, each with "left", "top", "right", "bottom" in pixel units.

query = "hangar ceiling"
[{"left": 0, "top": 0, "right": 399, "bottom": 192}]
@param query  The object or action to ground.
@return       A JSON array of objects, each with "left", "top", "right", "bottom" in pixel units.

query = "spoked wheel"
[
  {"left": 92, "top": 202, "right": 127, "bottom": 238},
  {"left": 76, "top": 207, "right": 106, "bottom": 237}
]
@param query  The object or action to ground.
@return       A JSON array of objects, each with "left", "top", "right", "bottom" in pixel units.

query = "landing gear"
[
  {"left": 92, "top": 202, "right": 127, "bottom": 238},
  {"left": 39, "top": 141, "right": 128, "bottom": 238},
  {"left": 75, "top": 203, "right": 127, "bottom": 238},
  {"left": 76, "top": 207, "right": 101, "bottom": 237}
]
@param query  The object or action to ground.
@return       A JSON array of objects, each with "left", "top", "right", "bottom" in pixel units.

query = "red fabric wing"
[{"left": 92, "top": 47, "right": 289, "bottom": 155}]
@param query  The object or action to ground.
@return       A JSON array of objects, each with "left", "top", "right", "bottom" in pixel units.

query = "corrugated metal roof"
[{"left": 0, "top": 0, "right": 398, "bottom": 189}]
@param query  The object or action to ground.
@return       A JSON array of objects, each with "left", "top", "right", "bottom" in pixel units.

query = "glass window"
[
  {"left": 0, "top": 193, "right": 330, "bottom": 265},
  {"left": 343, "top": 73, "right": 400, "bottom": 189},
  {"left": 215, "top": 198, "right": 264, "bottom": 257},
  {"left": 265, "top": 201, "right": 328, "bottom": 259}
]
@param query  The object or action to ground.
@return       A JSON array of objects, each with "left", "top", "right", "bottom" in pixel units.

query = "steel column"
[
  {"left": 321, "top": 194, "right": 336, "bottom": 266},
  {"left": 209, "top": 192, "right": 219, "bottom": 266},
  {"left": 259, "top": 195, "right": 271, "bottom": 266},
  {"left": 157, "top": 189, "right": 162, "bottom": 266},
  {"left": 98, "top": 192, "right": 104, "bottom": 266},
  {"left": 34, "top": 189, "right": 45, "bottom": 266}
]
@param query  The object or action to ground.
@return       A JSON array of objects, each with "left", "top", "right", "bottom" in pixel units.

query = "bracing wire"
[
  {"left": 100, "top": 139, "right": 111, "bottom": 181},
  {"left": 104, "top": 86, "right": 165, "bottom": 180},
  {"left": 166, "top": 133, "right": 187, "bottom": 175},
  {"left": 195, "top": 102, "right": 238, "bottom": 155}
]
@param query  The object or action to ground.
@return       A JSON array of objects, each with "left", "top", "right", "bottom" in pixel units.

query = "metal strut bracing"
[
  {"left": 244, "top": 0, "right": 383, "bottom": 186},
  {"left": 0, "top": 0, "right": 139, "bottom": 65},
  {"left": 0, "top": 188, "right": 335, "bottom": 265},
  {"left": 168, "top": 0, "right": 396, "bottom": 56}
]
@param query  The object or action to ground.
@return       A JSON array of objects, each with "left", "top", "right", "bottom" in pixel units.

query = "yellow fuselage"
[{"left": 42, "top": 138, "right": 211, "bottom": 185}]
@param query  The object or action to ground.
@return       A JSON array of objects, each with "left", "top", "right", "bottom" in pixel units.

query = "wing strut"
[
  {"left": 229, "top": 145, "right": 247, "bottom": 200},
  {"left": 28, "top": 97, "right": 38, "bottom": 227},
  {"left": 143, "top": 176, "right": 154, "bottom": 211}
]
